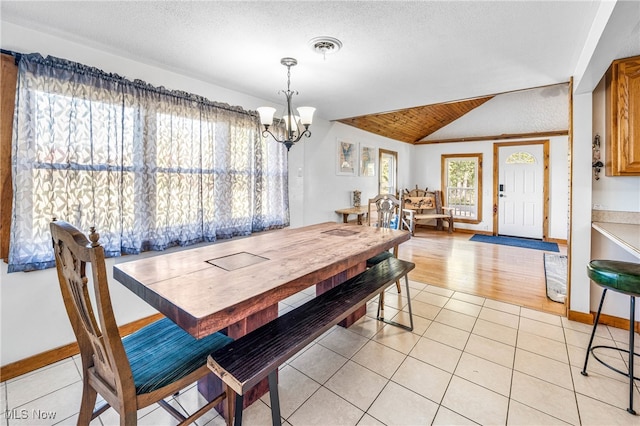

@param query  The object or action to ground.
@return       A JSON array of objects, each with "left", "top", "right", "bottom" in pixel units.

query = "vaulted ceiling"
[
  {"left": 337, "top": 96, "right": 494, "bottom": 144},
  {"left": 0, "top": 1, "right": 618, "bottom": 142}
]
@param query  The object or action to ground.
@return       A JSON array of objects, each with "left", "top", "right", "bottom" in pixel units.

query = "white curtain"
[{"left": 9, "top": 53, "right": 289, "bottom": 272}]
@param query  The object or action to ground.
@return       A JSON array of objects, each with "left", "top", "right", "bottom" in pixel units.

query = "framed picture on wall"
[
  {"left": 336, "top": 139, "right": 357, "bottom": 176},
  {"left": 360, "top": 145, "right": 376, "bottom": 177}
]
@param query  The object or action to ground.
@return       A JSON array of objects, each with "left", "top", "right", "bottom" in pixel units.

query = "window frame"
[
  {"left": 1, "top": 54, "right": 18, "bottom": 261},
  {"left": 378, "top": 149, "right": 398, "bottom": 196},
  {"left": 441, "top": 153, "right": 483, "bottom": 224}
]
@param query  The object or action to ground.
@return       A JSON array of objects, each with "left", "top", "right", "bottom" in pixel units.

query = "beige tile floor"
[{"left": 3, "top": 280, "right": 640, "bottom": 426}]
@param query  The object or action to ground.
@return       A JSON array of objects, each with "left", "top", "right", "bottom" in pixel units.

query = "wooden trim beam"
[
  {"left": 568, "top": 309, "right": 640, "bottom": 334},
  {"left": 417, "top": 130, "right": 568, "bottom": 145},
  {"left": 566, "top": 77, "right": 574, "bottom": 321},
  {"left": 1, "top": 53, "right": 18, "bottom": 261},
  {"left": 0, "top": 313, "right": 163, "bottom": 382}
]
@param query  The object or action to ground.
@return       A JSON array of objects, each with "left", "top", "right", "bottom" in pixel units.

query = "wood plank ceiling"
[{"left": 336, "top": 96, "right": 494, "bottom": 144}]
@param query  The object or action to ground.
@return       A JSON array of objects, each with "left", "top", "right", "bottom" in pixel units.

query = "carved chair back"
[
  {"left": 50, "top": 220, "right": 133, "bottom": 402},
  {"left": 367, "top": 194, "right": 400, "bottom": 229}
]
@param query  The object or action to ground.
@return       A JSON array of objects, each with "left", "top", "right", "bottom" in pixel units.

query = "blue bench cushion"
[{"left": 123, "top": 317, "right": 233, "bottom": 395}]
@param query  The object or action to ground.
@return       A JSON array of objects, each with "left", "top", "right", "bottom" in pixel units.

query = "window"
[
  {"left": 441, "top": 154, "right": 483, "bottom": 223},
  {"left": 505, "top": 151, "right": 536, "bottom": 164},
  {"left": 7, "top": 53, "right": 289, "bottom": 272},
  {"left": 379, "top": 149, "right": 397, "bottom": 195}
]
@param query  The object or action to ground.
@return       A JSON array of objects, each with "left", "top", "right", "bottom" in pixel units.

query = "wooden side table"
[{"left": 335, "top": 206, "right": 368, "bottom": 225}]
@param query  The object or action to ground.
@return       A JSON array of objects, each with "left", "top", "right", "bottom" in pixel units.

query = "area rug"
[
  {"left": 469, "top": 234, "right": 559, "bottom": 252},
  {"left": 544, "top": 253, "right": 567, "bottom": 303}
]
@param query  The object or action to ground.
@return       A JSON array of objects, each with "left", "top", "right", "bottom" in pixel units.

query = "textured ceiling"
[{"left": 1, "top": 0, "right": 602, "bottom": 127}]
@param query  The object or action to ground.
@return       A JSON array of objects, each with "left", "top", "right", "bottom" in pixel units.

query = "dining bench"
[{"left": 207, "top": 256, "right": 415, "bottom": 426}]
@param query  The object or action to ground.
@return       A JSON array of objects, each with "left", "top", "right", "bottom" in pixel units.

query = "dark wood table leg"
[
  {"left": 201, "top": 262, "right": 368, "bottom": 420},
  {"left": 315, "top": 262, "right": 367, "bottom": 327},
  {"left": 342, "top": 213, "right": 349, "bottom": 223},
  {"left": 199, "top": 304, "right": 278, "bottom": 419}
]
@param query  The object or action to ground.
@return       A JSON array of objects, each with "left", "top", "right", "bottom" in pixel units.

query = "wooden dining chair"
[
  {"left": 366, "top": 194, "right": 403, "bottom": 313},
  {"left": 50, "top": 220, "right": 234, "bottom": 426}
]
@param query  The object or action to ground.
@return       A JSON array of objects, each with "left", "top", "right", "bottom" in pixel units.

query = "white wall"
[
  {"left": 0, "top": 22, "right": 407, "bottom": 365},
  {"left": 301, "top": 120, "right": 413, "bottom": 226},
  {"left": 586, "top": 66, "right": 640, "bottom": 320},
  {"left": 423, "top": 85, "right": 569, "bottom": 141},
  {"left": 591, "top": 78, "right": 640, "bottom": 212},
  {"left": 415, "top": 85, "right": 570, "bottom": 239},
  {"left": 2, "top": 2, "right": 638, "bottom": 366},
  {"left": 412, "top": 136, "right": 569, "bottom": 239},
  {"left": 0, "top": 22, "right": 278, "bottom": 365},
  {"left": 568, "top": 0, "right": 640, "bottom": 320},
  {"left": 571, "top": 93, "right": 595, "bottom": 315}
]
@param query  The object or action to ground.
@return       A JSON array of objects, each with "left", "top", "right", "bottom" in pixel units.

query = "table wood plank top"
[{"left": 114, "top": 222, "right": 410, "bottom": 338}]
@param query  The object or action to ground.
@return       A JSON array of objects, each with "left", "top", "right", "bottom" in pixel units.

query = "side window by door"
[
  {"left": 441, "top": 153, "right": 483, "bottom": 223},
  {"left": 379, "top": 149, "right": 397, "bottom": 196}
]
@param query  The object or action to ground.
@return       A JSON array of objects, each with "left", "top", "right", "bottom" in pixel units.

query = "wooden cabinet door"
[{"left": 606, "top": 55, "right": 640, "bottom": 176}]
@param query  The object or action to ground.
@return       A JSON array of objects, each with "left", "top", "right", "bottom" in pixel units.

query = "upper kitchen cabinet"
[{"left": 606, "top": 55, "right": 640, "bottom": 176}]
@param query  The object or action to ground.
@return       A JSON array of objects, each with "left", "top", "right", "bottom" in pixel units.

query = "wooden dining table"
[{"left": 113, "top": 221, "right": 410, "bottom": 406}]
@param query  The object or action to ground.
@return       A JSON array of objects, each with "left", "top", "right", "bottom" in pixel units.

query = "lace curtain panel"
[{"left": 9, "top": 53, "right": 289, "bottom": 272}]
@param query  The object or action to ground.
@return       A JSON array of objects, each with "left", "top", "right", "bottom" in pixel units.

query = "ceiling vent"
[{"left": 308, "top": 36, "right": 343, "bottom": 59}]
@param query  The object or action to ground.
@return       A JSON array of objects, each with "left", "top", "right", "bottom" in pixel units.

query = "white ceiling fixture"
[{"left": 308, "top": 36, "right": 343, "bottom": 60}]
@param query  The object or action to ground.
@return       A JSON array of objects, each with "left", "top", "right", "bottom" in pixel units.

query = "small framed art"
[
  {"left": 360, "top": 145, "right": 376, "bottom": 177},
  {"left": 336, "top": 139, "right": 357, "bottom": 176}
]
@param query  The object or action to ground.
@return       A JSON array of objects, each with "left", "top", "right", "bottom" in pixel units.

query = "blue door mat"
[{"left": 469, "top": 234, "right": 559, "bottom": 252}]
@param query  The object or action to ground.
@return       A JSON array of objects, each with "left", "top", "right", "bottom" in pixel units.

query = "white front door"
[{"left": 498, "top": 145, "right": 544, "bottom": 239}]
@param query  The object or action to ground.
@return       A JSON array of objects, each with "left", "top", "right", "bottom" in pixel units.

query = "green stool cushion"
[
  {"left": 587, "top": 260, "right": 640, "bottom": 296},
  {"left": 123, "top": 317, "right": 233, "bottom": 395}
]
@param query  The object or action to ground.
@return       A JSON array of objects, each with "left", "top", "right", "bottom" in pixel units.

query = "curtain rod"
[{"left": 3, "top": 48, "right": 257, "bottom": 118}]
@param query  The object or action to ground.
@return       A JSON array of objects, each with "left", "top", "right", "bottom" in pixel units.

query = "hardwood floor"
[{"left": 398, "top": 227, "right": 568, "bottom": 316}]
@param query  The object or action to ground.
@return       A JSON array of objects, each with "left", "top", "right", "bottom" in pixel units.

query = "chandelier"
[{"left": 257, "top": 58, "right": 315, "bottom": 151}]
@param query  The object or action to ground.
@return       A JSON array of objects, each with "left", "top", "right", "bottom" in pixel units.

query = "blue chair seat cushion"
[
  {"left": 587, "top": 260, "right": 640, "bottom": 296},
  {"left": 123, "top": 317, "right": 233, "bottom": 395},
  {"left": 366, "top": 251, "right": 394, "bottom": 268}
]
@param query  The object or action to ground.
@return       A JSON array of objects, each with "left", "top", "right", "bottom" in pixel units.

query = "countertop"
[{"left": 591, "top": 222, "right": 640, "bottom": 259}]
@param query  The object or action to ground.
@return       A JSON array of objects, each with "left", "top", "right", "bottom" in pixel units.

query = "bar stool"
[{"left": 581, "top": 260, "right": 640, "bottom": 415}]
